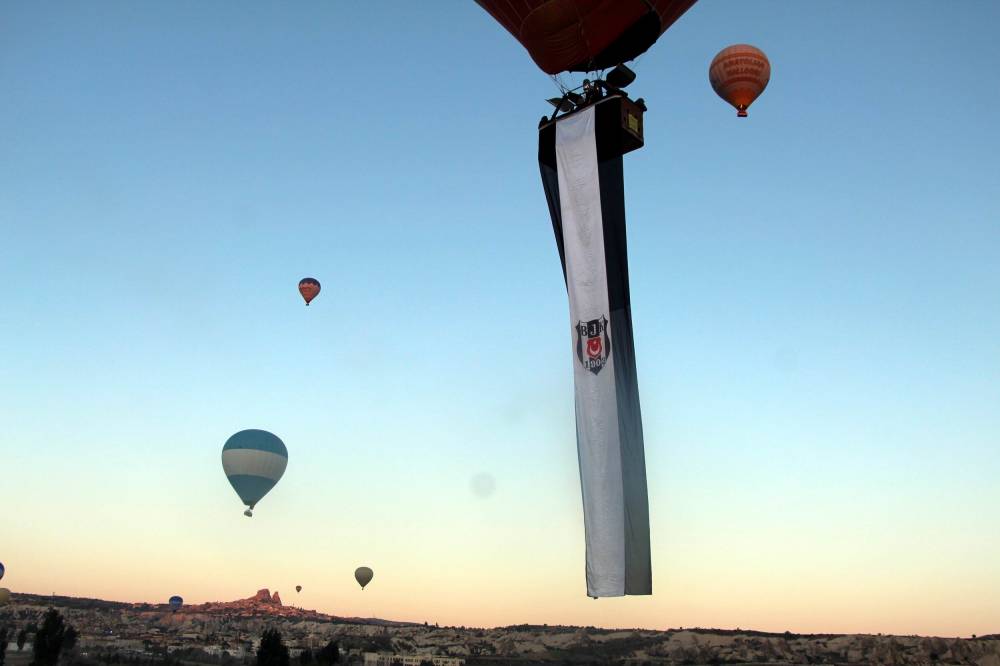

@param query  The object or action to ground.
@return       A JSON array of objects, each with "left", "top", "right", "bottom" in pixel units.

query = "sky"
[{"left": 1, "top": 1, "right": 999, "bottom": 637}]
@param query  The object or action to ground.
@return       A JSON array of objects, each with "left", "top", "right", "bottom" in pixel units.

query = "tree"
[
  {"left": 298, "top": 649, "right": 313, "bottom": 666},
  {"left": 32, "top": 609, "right": 69, "bottom": 666},
  {"left": 17, "top": 629, "right": 28, "bottom": 651},
  {"left": 1, "top": 627, "right": 10, "bottom": 666},
  {"left": 315, "top": 641, "right": 339, "bottom": 666},
  {"left": 255, "top": 629, "right": 289, "bottom": 666},
  {"left": 61, "top": 626, "right": 81, "bottom": 666}
]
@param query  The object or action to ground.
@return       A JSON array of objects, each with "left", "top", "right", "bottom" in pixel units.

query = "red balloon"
[
  {"left": 298, "top": 278, "right": 321, "bottom": 306},
  {"left": 476, "top": 0, "right": 698, "bottom": 75},
  {"left": 709, "top": 44, "right": 770, "bottom": 117}
]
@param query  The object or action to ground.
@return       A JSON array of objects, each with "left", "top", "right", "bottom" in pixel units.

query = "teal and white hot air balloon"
[{"left": 221, "top": 429, "right": 288, "bottom": 517}]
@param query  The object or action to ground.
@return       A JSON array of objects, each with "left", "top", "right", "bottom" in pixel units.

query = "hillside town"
[{"left": 2, "top": 591, "right": 999, "bottom": 665}]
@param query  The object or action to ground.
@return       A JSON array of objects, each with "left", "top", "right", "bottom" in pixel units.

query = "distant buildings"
[{"left": 362, "top": 655, "right": 464, "bottom": 666}]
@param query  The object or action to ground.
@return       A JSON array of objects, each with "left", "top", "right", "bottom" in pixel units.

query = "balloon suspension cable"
[
  {"left": 543, "top": 73, "right": 638, "bottom": 124},
  {"left": 549, "top": 74, "right": 569, "bottom": 95}
]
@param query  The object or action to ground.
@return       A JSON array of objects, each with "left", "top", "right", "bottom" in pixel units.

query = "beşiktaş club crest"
[{"left": 575, "top": 316, "right": 612, "bottom": 375}]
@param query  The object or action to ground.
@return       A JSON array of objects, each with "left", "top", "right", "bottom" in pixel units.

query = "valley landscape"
[{"left": 2, "top": 591, "right": 998, "bottom": 665}]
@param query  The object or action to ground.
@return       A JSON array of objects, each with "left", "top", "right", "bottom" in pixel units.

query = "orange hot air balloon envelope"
[
  {"left": 298, "top": 278, "right": 321, "bottom": 306},
  {"left": 476, "top": 0, "right": 698, "bottom": 75},
  {"left": 709, "top": 44, "right": 770, "bottom": 117}
]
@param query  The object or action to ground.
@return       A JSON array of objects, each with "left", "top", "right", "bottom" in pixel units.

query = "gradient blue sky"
[{"left": 2, "top": 1, "right": 998, "bottom": 636}]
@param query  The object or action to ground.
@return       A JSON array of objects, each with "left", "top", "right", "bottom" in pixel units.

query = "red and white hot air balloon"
[
  {"left": 709, "top": 44, "right": 770, "bottom": 117},
  {"left": 298, "top": 278, "right": 321, "bottom": 306}
]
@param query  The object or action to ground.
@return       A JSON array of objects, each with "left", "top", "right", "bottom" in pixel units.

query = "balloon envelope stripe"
[{"left": 221, "top": 448, "right": 288, "bottom": 480}]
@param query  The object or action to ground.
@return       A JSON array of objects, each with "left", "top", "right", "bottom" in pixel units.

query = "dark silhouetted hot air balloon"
[
  {"left": 0, "top": 561, "right": 4, "bottom": 581},
  {"left": 295, "top": 585, "right": 302, "bottom": 594},
  {"left": 709, "top": 44, "right": 770, "bottom": 117},
  {"left": 354, "top": 567, "right": 373, "bottom": 590},
  {"left": 298, "top": 278, "right": 321, "bottom": 306},
  {"left": 221, "top": 430, "right": 288, "bottom": 517},
  {"left": 168, "top": 595, "right": 183, "bottom": 613},
  {"left": 476, "top": 0, "right": 697, "bottom": 74}
]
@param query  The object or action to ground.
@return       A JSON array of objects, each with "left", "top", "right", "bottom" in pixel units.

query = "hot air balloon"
[
  {"left": 477, "top": 1, "right": 698, "bottom": 74},
  {"left": 298, "top": 278, "right": 321, "bottom": 306},
  {"left": 480, "top": 0, "right": 701, "bottom": 601},
  {"left": 295, "top": 585, "right": 302, "bottom": 594},
  {"left": 709, "top": 44, "right": 770, "bottom": 117},
  {"left": 221, "top": 429, "right": 288, "bottom": 517},
  {"left": 168, "top": 595, "right": 183, "bottom": 613},
  {"left": 0, "top": 561, "right": 4, "bottom": 581},
  {"left": 354, "top": 567, "right": 373, "bottom": 590}
]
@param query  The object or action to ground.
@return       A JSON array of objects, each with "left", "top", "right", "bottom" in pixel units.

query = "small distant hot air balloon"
[
  {"left": 354, "top": 567, "right": 373, "bottom": 590},
  {"left": 709, "top": 44, "right": 770, "bottom": 117},
  {"left": 168, "top": 596, "right": 183, "bottom": 613},
  {"left": 298, "top": 278, "right": 321, "bottom": 306},
  {"left": 0, "top": 561, "right": 5, "bottom": 581},
  {"left": 295, "top": 585, "right": 302, "bottom": 594},
  {"left": 221, "top": 429, "right": 288, "bottom": 517}
]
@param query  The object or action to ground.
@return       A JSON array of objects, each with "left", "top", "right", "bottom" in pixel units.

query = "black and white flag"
[{"left": 539, "top": 99, "right": 652, "bottom": 597}]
